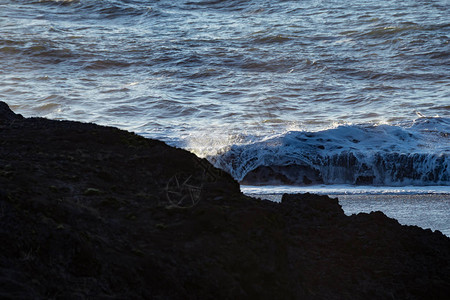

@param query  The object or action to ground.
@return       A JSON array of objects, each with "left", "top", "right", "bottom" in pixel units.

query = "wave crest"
[{"left": 208, "top": 118, "right": 450, "bottom": 186}]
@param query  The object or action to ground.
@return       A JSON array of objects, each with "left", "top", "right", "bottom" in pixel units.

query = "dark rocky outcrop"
[
  {"left": 0, "top": 101, "right": 449, "bottom": 299},
  {"left": 241, "top": 164, "right": 324, "bottom": 185},
  {"left": 0, "top": 101, "right": 23, "bottom": 124}
]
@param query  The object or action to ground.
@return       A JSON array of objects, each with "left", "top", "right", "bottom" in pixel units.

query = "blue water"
[{"left": 1, "top": 0, "right": 449, "bottom": 188}]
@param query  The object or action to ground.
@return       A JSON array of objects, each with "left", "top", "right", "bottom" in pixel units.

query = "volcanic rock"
[{"left": 0, "top": 101, "right": 449, "bottom": 299}]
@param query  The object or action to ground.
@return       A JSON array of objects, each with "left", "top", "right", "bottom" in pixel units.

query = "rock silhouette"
[{"left": 0, "top": 101, "right": 449, "bottom": 299}]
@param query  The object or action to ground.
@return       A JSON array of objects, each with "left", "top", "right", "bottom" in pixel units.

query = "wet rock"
[{"left": 241, "top": 164, "right": 323, "bottom": 185}]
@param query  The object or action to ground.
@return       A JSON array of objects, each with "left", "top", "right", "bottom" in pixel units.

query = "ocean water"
[{"left": 1, "top": 1, "right": 449, "bottom": 191}]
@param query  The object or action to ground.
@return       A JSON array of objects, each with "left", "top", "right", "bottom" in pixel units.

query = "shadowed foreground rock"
[{"left": 0, "top": 101, "right": 449, "bottom": 299}]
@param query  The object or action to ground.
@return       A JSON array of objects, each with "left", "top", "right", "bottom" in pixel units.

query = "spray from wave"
[{"left": 201, "top": 117, "right": 449, "bottom": 186}]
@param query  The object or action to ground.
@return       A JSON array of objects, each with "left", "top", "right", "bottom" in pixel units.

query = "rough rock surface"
[{"left": 0, "top": 101, "right": 449, "bottom": 299}]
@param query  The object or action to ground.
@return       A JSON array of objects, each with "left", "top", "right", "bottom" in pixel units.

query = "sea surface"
[{"left": 1, "top": 1, "right": 449, "bottom": 215}]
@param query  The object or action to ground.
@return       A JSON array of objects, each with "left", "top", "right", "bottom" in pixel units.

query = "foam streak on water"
[{"left": 241, "top": 185, "right": 450, "bottom": 196}]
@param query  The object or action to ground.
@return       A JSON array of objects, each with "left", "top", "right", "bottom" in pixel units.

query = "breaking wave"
[{"left": 208, "top": 117, "right": 450, "bottom": 186}]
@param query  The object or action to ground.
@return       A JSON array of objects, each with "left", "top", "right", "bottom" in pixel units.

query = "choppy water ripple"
[{"left": 1, "top": 0, "right": 449, "bottom": 184}]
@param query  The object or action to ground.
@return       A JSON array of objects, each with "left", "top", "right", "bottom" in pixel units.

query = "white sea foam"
[
  {"left": 208, "top": 117, "right": 450, "bottom": 186},
  {"left": 241, "top": 184, "right": 450, "bottom": 196}
]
